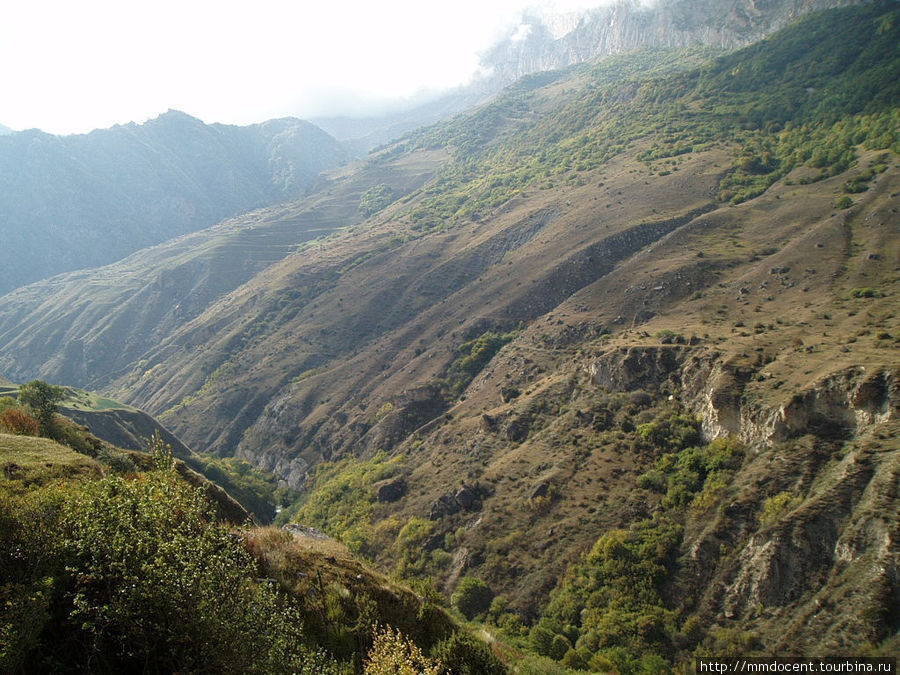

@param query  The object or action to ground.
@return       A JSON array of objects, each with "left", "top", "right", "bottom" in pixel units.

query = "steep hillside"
[
  {"left": 0, "top": 111, "right": 347, "bottom": 295},
  {"left": 0, "top": 4, "right": 897, "bottom": 668},
  {"left": 313, "top": 0, "right": 868, "bottom": 151},
  {"left": 0, "top": 433, "right": 501, "bottom": 673},
  {"left": 0, "top": 148, "right": 446, "bottom": 387}
]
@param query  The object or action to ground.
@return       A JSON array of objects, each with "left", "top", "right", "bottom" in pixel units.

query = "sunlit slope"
[{"left": 109, "top": 4, "right": 899, "bottom": 470}]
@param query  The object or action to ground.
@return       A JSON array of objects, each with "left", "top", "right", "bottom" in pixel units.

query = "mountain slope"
[
  {"left": 0, "top": 148, "right": 446, "bottom": 388},
  {"left": 0, "top": 111, "right": 347, "bottom": 295},
  {"left": 313, "top": 0, "right": 869, "bottom": 152},
  {"left": 0, "top": 431, "right": 501, "bottom": 673},
  {"left": 482, "top": 0, "right": 872, "bottom": 88},
  {"left": 0, "top": 4, "right": 897, "bottom": 666}
]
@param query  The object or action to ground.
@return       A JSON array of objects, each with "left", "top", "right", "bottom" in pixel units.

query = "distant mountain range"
[
  {"left": 0, "top": 123, "right": 14, "bottom": 135},
  {"left": 0, "top": 111, "right": 347, "bottom": 296}
]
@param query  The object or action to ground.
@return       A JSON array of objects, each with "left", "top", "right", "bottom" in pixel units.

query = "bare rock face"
[
  {"left": 480, "top": 0, "right": 868, "bottom": 88},
  {"left": 430, "top": 485, "right": 482, "bottom": 519},
  {"left": 587, "top": 347, "right": 899, "bottom": 446},
  {"left": 718, "top": 446, "right": 898, "bottom": 649},
  {"left": 587, "top": 345, "right": 899, "bottom": 649}
]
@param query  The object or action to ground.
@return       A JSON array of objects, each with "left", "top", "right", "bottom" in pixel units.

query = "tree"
[
  {"left": 17, "top": 380, "right": 65, "bottom": 436},
  {"left": 451, "top": 576, "right": 494, "bottom": 620}
]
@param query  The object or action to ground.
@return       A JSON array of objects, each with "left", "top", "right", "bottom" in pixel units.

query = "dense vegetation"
[
  {"left": 0, "top": 441, "right": 334, "bottom": 672},
  {"left": 0, "top": 385, "right": 504, "bottom": 672}
]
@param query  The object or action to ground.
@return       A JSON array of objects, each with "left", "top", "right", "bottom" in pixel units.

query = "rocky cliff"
[{"left": 481, "top": 0, "right": 871, "bottom": 87}]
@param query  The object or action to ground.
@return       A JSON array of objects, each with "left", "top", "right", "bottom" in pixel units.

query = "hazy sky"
[{"left": 1, "top": 0, "right": 609, "bottom": 135}]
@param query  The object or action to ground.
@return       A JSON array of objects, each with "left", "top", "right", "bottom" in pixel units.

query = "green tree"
[
  {"left": 451, "top": 576, "right": 494, "bottom": 620},
  {"left": 17, "top": 380, "right": 65, "bottom": 436}
]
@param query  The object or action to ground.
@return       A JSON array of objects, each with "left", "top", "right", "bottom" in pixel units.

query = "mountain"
[
  {"left": 0, "top": 3, "right": 897, "bottom": 667},
  {"left": 313, "top": 0, "right": 869, "bottom": 152},
  {"left": 0, "top": 123, "right": 14, "bottom": 136},
  {"left": 0, "top": 111, "right": 348, "bottom": 296},
  {"left": 481, "top": 0, "right": 872, "bottom": 87},
  {"left": 0, "top": 145, "right": 447, "bottom": 388}
]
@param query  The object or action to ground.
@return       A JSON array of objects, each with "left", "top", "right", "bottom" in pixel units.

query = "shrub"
[
  {"left": 364, "top": 626, "right": 442, "bottom": 675},
  {"left": 430, "top": 631, "right": 505, "bottom": 675},
  {"left": 529, "top": 624, "right": 557, "bottom": 657},
  {"left": 451, "top": 576, "right": 494, "bottom": 620},
  {"left": 0, "top": 408, "right": 40, "bottom": 436},
  {"left": 835, "top": 195, "right": 854, "bottom": 209},
  {"left": 760, "top": 491, "right": 804, "bottom": 526}
]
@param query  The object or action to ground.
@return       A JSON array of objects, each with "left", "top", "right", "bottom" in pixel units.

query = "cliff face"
[
  {"left": 481, "top": 0, "right": 870, "bottom": 86},
  {"left": 588, "top": 346, "right": 898, "bottom": 444},
  {"left": 586, "top": 346, "right": 899, "bottom": 650}
]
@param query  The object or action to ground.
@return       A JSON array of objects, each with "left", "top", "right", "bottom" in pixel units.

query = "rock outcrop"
[
  {"left": 588, "top": 346, "right": 899, "bottom": 446},
  {"left": 481, "top": 0, "right": 869, "bottom": 89}
]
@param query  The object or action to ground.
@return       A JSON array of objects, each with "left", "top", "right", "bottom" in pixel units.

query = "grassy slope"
[
  {"left": 0, "top": 431, "right": 494, "bottom": 672},
  {"left": 0, "top": 433, "right": 102, "bottom": 490}
]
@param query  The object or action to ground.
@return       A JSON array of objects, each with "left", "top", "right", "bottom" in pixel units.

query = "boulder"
[
  {"left": 374, "top": 475, "right": 407, "bottom": 503},
  {"left": 530, "top": 481, "right": 550, "bottom": 500},
  {"left": 455, "top": 486, "right": 477, "bottom": 510}
]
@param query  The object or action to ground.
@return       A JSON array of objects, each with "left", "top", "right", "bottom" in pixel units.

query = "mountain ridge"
[
  {"left": 313, "top": 0, "right": 871, "bottom": 151},
  {"left": 0, "top": 110, "right": 348, "bottom": 296}
]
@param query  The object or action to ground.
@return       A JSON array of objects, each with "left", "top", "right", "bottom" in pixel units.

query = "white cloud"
[{"left": 0, "top": 0, "right": 628, "bottom": 134}]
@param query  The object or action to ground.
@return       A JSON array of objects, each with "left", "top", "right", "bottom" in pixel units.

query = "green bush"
[
  {"left": 835, "top": 195, "right": 854, "bottom": 209},
  {"left": 430, "top": 631, "right": 505, "bottom": 675},
  {"left": 451, "top": 576, "right": 494, "bottom": 620},
  {"left": 850, "top": 287, "right": 878, "bottom": 298},
  {"left": 760, "top": 491, "right": 804, "bottom": 526},
  {"left": 1, "top": 469, "right": 339, "bottom": 673}
]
